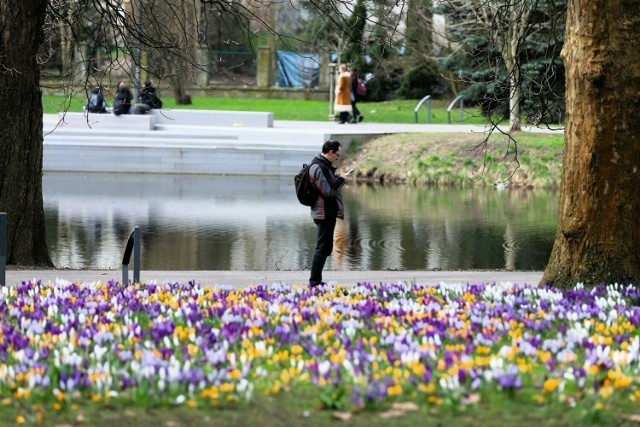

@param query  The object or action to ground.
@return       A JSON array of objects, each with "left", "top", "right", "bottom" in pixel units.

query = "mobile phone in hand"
[{"left": 347, "top": 168, "right": 355, "bottom": 174}]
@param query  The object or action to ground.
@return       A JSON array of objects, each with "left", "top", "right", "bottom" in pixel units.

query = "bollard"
[
  {"left": 133, "top": 227, "right": 140, "bottom": 283},
  {"left": 447, "top": 95, "right": 465, "bottom": 124},
  {"left": 122, "top": 226, "right": 141, "bottom": 285},
  {"left": 413, "top": 95, "right": 432, "bottom": 124},
  {"left": 0, "top": 213, "right": 6, "bottom": 286}
]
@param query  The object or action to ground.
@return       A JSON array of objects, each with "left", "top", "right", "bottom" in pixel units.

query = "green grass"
[
  {"left": 42, "top": 95, "right": 489, "bottom": 124},
  {"left": 0, "top": 386, "right": 633, "bottom": 426}
]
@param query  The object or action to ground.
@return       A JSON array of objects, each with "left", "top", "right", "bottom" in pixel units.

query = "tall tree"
[
  {"left": 340, "top": 0, "right": 366, "bottom": 69},
  {"left": 0, "top": 0, "right": 52, "bottom": 266},
  {"left": 362, "top": 0, "right": 406, "bottom": 101},
  {"left": 435, "top": 0, "right": 565, "bottom": 131},
  {"left": 541, "top": 0, "right": 640, "bottom": 288},
  {"left": 397, "top": 0, "right": 440, "bottom": 100}
]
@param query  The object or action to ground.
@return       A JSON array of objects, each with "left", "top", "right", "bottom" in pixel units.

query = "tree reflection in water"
[{"left": 43, "top": 173, "right": 557, "bottom": 271}]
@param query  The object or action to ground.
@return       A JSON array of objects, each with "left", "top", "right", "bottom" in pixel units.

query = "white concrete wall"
[{"left": 43, "top": 118, "right": 324, "bottom": 176}]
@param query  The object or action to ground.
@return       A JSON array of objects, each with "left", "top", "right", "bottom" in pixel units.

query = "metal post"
[
  {"left": 0, "top": 213, "right": 6, "bottom": 287},
  {"left": 122, "top": 264, "right": 129, "bottom": 286},
  {"left": 328, "top": 63, "right": 337, "bottom": 120},
  {"left": 447, "top": 95, "right": 464, "bottom": 124},
  {"left": 121, "top": 226, "right": 141, "bottom": 285},
  {"left": 133, "top": 226, "right": 141, "bottom": 283},
  {"left": 414, "top": 96, "right": 432, "bottom": 124}
]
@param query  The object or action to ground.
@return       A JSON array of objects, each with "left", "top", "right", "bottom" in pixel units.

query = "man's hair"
[{"left": 322, "top": 140, "right": 342, "bottom": 154}]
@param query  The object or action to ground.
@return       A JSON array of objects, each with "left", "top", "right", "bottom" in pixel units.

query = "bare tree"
[
  {"left": 435, "top": 0, "right": 563, "bottom": 132},
  {"left": 0, "top": 0, "right": 403, "bottom": 267}
]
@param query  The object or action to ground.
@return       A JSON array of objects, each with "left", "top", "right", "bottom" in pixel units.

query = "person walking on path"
[
  {"left": 334, "top": 65, "right": 352, "bottom": 124},
  {"left": 350, "top": 67, "right": 364, "bottom": 123},
  {"left": 307, "top": 140, "right": 353, "bottom": 287}
]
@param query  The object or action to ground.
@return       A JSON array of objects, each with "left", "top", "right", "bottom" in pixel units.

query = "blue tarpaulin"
[{"left": 277, "top": 51, "right": 320, "bottom": 88}]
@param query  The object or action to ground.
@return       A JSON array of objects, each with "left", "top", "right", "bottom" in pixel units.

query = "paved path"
[
  {"left": 5, "top": 269, "right": 543, "bottom": 288},
  {"left": 274, "top": 120, "right": 562, "bottom": 135}
]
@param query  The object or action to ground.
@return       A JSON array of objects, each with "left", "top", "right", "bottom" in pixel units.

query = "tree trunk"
[
  {"left": 0, "top": 1, "right": 53, "bottom": 267},
  {"left": 542, "top": 0, "right": 640, "bottom": 288},
  {"left": 59, "top": 19, "right": 72, "bottom": 77},
  {"left": 509, "top": 77, "right": 521, "bottom": 133}
]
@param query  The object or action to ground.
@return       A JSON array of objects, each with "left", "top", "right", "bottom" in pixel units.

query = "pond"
[{"left": 43, "top": 172, "right": 558, "bottom": 271}]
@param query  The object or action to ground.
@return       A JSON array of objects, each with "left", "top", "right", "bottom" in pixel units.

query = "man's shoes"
[
  {"left": 358, "top": 115, "right": 364, "bottom": 123},
  {"left": 309, "top": 281, "right": 327, "bottom": 288}
]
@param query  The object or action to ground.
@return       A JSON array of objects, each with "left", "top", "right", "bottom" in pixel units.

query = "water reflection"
[
  {"left": 341, "top": 185, "right": 557, "bottom": 271},
  {"left": 43, "top": 172, "right": 557, "bottom": 271}
]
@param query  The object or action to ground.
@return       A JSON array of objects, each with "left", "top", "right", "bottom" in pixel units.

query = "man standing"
[{"left": 308, "top": 140, "right": 353, "bottom": 287}]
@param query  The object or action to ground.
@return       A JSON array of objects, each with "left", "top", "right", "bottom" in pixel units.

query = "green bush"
[{"left": 397, "top": 61, "right": 441, "bottom": 100}]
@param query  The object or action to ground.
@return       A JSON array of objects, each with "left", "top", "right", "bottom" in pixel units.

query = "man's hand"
[{"left": 339, "top": 169, "right": 354, "bottom": 179}]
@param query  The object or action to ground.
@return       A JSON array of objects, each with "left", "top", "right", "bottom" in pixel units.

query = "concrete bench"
[
  {"left": 57, "top": 112, "right": 155, "bottom": 130},
  {"left": 150, "top": 109, "right": 273, "bottom": 128}
]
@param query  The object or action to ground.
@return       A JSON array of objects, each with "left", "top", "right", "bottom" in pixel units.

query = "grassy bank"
[
  {"left": 42, "top": 95, "right": 488, "bottom": 124},
  {"left": 342, "top": 132, "right": 564, "bottom": 189}
]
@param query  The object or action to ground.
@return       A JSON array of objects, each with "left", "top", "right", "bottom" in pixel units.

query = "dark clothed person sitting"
[
  {"left": 86, "top": 87, "right": 108, "bottom": 113},
  {"left": 140, "top": 81, "right": 163, "bottom": 109},
  {"left": 113, "top": 81, "right": 151, "bottom": 115},
  {"left": 113, "top": 82, "right": 132, "bottom": 116}
]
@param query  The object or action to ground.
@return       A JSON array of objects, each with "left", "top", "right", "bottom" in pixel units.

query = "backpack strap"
[{"left": 310, "top": 157, "right": 333, "bottom": 184}]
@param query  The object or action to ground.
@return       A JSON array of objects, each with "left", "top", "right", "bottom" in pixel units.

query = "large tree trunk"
[
  {"left": 508, "top": 77, "right": 521, "bottom": 133},
  {"left": 541, "top": 0, "right": 640, "bottom": 288},
  {"left": 0, "top": 1, "right": 53, "bottom": 267}
]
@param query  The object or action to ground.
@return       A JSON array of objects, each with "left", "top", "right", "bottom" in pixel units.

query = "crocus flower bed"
[{"left": 1, "top": 280, "right": 640, "bottom": 421}]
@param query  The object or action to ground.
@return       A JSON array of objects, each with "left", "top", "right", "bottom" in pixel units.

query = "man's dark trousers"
[
  {"left": 351, "top": 100, "right": 361, "bottom": 121},
  {"left": 310, "top": 217, "right": 337, "bottom": 285}
]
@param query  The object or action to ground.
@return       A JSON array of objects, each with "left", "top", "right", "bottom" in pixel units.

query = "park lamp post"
[{"left": 328, "top": 63, "right": 337, "bottom": 120}]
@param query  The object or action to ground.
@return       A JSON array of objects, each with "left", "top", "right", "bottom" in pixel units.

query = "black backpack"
[
  {"left": 295, "top": 159, "right": 330, "bottom": 206},
  {"left": 295, "top": 163, "right": 317, "bottom": 206},
  {"left": 87, "top": 92, "right": 104, "bottom": 112}
]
